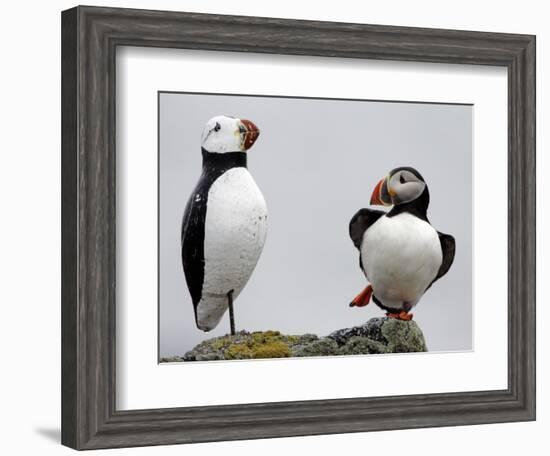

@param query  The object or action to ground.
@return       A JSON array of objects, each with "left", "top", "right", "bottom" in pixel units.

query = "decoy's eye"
[
  {"left": 214, "top": 122, "right": 221, "bottom": 132},
  {"left": 399, "top": 174, "right": 406, "bottom": 184}
]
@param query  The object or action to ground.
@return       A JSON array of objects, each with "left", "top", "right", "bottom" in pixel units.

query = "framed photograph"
[{"left": 61, "top": 5, "right": 535, "bottom": 450}]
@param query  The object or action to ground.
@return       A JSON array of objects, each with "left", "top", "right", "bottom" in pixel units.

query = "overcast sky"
[{"left": 159, "top": 92, "right": 472, "bottom": 358}]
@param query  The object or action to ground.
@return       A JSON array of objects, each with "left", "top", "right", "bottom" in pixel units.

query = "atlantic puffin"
[
  {"left": 181, "top": 115, "right": 267, "bottom": 333},
  {"left": 348, "top": 167, "right": 455, "bottom": 320}
]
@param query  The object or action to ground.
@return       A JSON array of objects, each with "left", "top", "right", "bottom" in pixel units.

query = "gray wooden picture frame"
[{"left": 61, "top": 5, "right": 536, "bottom": 450}]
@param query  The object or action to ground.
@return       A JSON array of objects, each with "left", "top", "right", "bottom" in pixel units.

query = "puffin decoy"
[
  {"left": 348, "top": 167, "right": 455, "bottom": 320},
  {"left": 181, "top": 115, "right": 267, "bottom": 333}
]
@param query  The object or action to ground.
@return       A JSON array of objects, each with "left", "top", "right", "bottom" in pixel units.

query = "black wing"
[
  {"left": 349, "top": 208, "right": 385, "bottom": 272},
  {"left": 428, "top": 231, "right": 456, "bottom": 288},
  {"left": 349, "top": 208, "right": 385, "bottom": 249},
  {"left": 181, "top": 184, "right": 209, "bottom": 311}
]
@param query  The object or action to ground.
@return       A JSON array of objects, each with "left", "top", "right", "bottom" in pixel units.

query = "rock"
[
  {"left": 166, "top": 318, "right": 427, "bottom": 362},
  {"left": 293, "top": 338, "right": 340, "bottom": 357},
  {"left": 159, "top": 355, "right": 185, "bottom": 363},
  {"left": 180, "top": 330, "right": 318, "bottom": 361},
  {"left": 380, "top": 318, "right": 428, "bottom": 353},
  {"left": 328, "top": 317, "right": 387, "bottom": 346},
  {"left": 363, "top": 317, "right": 388, "bottom": 343},
  {"left": 339, "top": 336, "right": 388, "bottom": 355},
  {"left": 328, "top": 317, "right": 427, "bottom": 353}
]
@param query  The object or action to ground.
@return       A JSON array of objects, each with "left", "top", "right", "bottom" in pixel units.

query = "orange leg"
[
  {"left": 349, "top": 285, "right": 373, "bottom": 308},
  {"left": 386, "top": 310, "right": 413, "bottom": 321}
]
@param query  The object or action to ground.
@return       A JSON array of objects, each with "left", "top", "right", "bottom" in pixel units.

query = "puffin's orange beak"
[{"left": 370, "top": 177, "right": 392, "bottom": 206}]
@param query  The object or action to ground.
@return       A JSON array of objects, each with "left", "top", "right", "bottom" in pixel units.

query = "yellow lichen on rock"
[
  {"left": 252, "top": 341, "right": 291, "bottom": 359},
  {"left": 225, "top": 333, "right": 292, "bottom": 359},
  {"left": 225, "top": 343, "right": 253, "bottom": 359}
]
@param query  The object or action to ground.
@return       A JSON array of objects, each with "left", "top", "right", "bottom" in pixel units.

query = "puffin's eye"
[
  {"left": 399, "top": 174, "right": 406, "bottom": 184},
  {"left": 214, "top": 122, "right": 221, "bottom": 132}
]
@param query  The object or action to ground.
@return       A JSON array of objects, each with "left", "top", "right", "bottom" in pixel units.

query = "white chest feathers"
[
  {"left": 197, "top": 167, "right": 268, "bottom": 331},
  {"left": 361, "top": 212, "right": 442, "bottom": 310}
]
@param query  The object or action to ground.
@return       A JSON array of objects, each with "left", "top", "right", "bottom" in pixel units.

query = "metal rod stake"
[{"left": 228, "top": 290, "right": 235, "bottom": 336}]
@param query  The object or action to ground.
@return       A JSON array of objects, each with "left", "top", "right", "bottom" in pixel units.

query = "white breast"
[
  {"left": 197, "top": 167, "right": 268, "bottom": 331},
  {"left": 361, "top": 212, "right": 442, "bottom": 310}
]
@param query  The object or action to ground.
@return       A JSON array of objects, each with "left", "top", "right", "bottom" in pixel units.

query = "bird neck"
[
  {"left": 201, "top": 148, "right": 247, "bottom": 171},
  {"left": 387, "top": 187, "right": 430, "bottom": 222}
]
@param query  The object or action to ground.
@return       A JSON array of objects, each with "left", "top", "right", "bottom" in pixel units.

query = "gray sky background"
[{"left": 159, "top": 93, "right": 472, "bottom": 358}]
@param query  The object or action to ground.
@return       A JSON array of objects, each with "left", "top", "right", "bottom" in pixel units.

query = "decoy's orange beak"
[
  {"left": 239, "top": 119, "right": 260, "bottom": 150},
  {"left": 370, "top": 177, "right": 392, "bottom": 206}
]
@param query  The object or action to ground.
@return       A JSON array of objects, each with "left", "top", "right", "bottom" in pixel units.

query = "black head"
[{"left": 370, "top": 166, "right": 428, "bottom": 207}]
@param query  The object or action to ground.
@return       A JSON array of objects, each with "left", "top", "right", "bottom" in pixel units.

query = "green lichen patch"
[
  {"left": 339, "top": 336, "right": 389, "bottom": 355},
  {"left": 381, "top": 319, "right": 428, "bottom": 353},
  {"left": 293, "top": 338, "right": 340, "bottom": 357}
]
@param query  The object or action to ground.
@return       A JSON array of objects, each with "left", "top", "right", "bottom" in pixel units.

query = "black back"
[{"left": 181, "top": 149, "right": 247, "bottom": 324}]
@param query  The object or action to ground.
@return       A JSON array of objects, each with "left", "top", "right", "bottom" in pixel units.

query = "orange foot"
[
  {"left": 386, "top": 310, "right": 413, "bottom": 321},
  {"left": 349, "top": 285, "right": 373, "bottom": 308}
]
